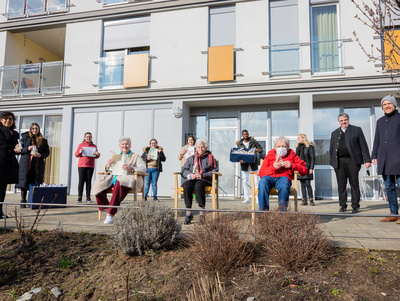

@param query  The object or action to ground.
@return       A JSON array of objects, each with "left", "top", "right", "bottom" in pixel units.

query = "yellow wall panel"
[
  {"left": 123, "top": 53, "right": 149, "bottom": 88},
  {"left": 384, "top": 30, "right": 400, "bottom": 70},
  {"left": 208, "top": 45, "right": 234, "bottom": 82}
]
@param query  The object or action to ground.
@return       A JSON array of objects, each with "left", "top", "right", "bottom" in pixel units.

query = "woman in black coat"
[
  {"left": 16, "top": 123, "right": 50, "bottom": 208},
  {"left": 0, "top": 111, "right": 20, "bottom": 218},
  {"left": 295, "top": 133, "right": 315, "bottom": 206}
]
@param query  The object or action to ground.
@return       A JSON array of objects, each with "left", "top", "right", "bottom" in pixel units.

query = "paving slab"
[{"left": 1, "top": 194, "right": 399, "bottom": 250}]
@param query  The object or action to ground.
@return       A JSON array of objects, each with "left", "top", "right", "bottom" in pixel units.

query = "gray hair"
[
  {"left": 338, "top": 112, "right": 349, "bottom": 120},
  {"left": 195, "top": 138, "right": 208, "bottom": 149},
  {"left": 119, "top": 136, "right": 131, "bottom": 146},
  {"left": 274, "top": 136, "right": 290, "bottom": 148}
]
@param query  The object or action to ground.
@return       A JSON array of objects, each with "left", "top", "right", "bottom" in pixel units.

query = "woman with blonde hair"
[{"left": 295, "top": 133, "right": 315, "bottom": 206}]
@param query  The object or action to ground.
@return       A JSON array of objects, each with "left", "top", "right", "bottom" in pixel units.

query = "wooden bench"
[
  {"left": 173, "top": 171, "right": 222, "bottom": 219},
  {"left": 98, "top": 171, "right": 147, "bottom": 220}
]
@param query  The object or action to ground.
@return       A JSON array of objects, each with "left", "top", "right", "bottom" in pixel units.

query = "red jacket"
[
  {"left": 259, "top": 148, "right": 307, "bottom": 182},
  {"left": 75, "top": 141, "right": 100, "bottom": 168}
]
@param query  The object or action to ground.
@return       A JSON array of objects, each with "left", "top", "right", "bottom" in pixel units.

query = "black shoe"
[
  {"left": 153, "top": 198, "right": 159, "bottom": 202},
  {"left": 301, "top": 199, "right": 308, "bottom": 206},
  {"left": 86, "top": 198, "right": 92, "bottom": 203},
  {"left": 20, "top": 199, "right": 27, "bottom": 208},
  {"left": 199, "top": 215, "right": 205, "bottom": 224},
  {"left": 145, "top": 196, "right": 147, "bottom": 201},
  {"left": 76, "top": 198, "right": 82, "bottom": 203},
  {"left": 184, "top": 215, "right": 193, "bottom": 225},
  {"left": 339, "top": 207, "right": 347, "bottom": 213},
  {"left": 352, "top": 208, "right": 360, "bottom": 213},
  {"left": 309, "top": 198, "right": 315, "bottom": 206},
  {"left": 0, "top": 212, "right": 6, "bottom": 219}
]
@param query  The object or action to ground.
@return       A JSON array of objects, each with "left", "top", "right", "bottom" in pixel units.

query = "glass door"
[{"left": 209, "top": 118, "right": 237, "bottom": 196}]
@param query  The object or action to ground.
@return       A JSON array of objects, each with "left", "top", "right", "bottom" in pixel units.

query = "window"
[
  {"left": 269, "top": 0, "right": 299, "bottom": 76},
  {"left": 5, "top": 0, "right": 68, "bottom": 18},
  {"left": 102, "top": 0, "right": 127, "bottom": 4},
  {"left": 99, "top": 17, "right": 151, "bottom": 89},
  {"left": 310, "top": 1, "right": 341, "bottom": 74},
  {"left": 271, "top": 110, "right": 298, "bottom": 148}
]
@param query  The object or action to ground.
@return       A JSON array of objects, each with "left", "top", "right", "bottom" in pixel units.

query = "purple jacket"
[{"left": 371, "top": 110, "right": 400, "bottom": 175}]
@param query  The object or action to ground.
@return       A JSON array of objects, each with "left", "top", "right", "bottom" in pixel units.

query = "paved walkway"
[{"left": 2, "top": 193, "right": 400, "bottom": 251}]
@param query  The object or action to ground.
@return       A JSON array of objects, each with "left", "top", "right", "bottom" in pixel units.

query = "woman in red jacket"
[
  {"left": 258, "top": 136, "right": 307, "bottom": 212},
  {"left": 75, "top": 132, "right": 100, "bottom": 203}
]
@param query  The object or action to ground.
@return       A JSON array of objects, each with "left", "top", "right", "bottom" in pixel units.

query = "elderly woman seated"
[
  {"left": 93, "top": 137, "right": 146, "bottom": 224},
  {"left": 258, "top": 136, "right": 307, "bottom": 212},
  {"left": 181, "top": 138, "right": 218, "bottom": 224}
]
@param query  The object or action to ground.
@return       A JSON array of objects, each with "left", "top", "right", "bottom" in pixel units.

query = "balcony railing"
[
  {"left": 5, "top": 0, "right": 69, "bottom": 18},
  {"left": 98, "top": 56, "right": 125, "bottom": 89},
  {"left": 0, "top": 61, "right": 65, "bottom": 97}
]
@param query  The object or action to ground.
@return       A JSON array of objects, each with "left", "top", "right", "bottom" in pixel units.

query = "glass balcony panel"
[
  {"left": 6, "top": 0, "right": 25, "bottom": 18},
  {"left": 42, "top": 61, "right": 63, "bottom": 94},
  {"left": 98, "top": 56, "right": 124, "bottom": 89},
  {"left": 47, "top": 0, "right": 68, "bottom": 12},
  {"left": 0, "top": 65, "right": 20, "bottom": 97},
  {"left": 26, "top": 0, "right": 46, "bottom": 15},
  {"left": 102, "top": 0, "right": 127, "bottom": 4},
  {"left": 20, "top": 63, "right": 41, "bottom": 95}
]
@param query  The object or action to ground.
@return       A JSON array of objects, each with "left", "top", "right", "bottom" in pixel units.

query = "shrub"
[
  {"left": 112, "top": 201, "right": 181, "bottom": 255},
  {"left": 255, "top": 209, "right": 334, "bottom": 271},
  {"left": 186, "top": 213, "right": 254, "bottom": 275}
]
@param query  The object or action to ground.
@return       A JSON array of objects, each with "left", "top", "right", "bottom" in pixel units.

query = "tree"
[{"left": 352, "top": 0, "right": 400, "bottom": 81}]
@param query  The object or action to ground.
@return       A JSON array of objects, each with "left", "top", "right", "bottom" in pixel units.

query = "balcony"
[
  {"left": 0, "top": 61, "right": 65, "bottom": 97},
  {"left": 5, "top": 0, "right": 69, "bottom": 19}
]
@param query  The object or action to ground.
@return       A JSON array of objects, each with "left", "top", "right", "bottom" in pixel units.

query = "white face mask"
[{"left": 276, "top": 147, "right": 287, "bottom": 158}]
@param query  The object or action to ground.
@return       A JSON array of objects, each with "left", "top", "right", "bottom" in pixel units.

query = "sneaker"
[
  {"left": 184, "top": 215, "right": 193, "bottom": 225},
  {"left": 76, "top": 198, "right": 82, "bottom": 203},
  {"left": 301, "top": 199, "right": 308, "bottom": 206},
  {"left": 86, "top": 198, "right": 92, "bottom": 203},
  {"left": 242, "top": 198, "right": 251, "bottom": 204},
  {"left": 104, "top": 215, "right": 114, "bottom": 224},
  {"left": 309, "top": 199, "right": 315, "bottom": 206},
  {"left": 380, "top": 216, "right": 399, "bottom": 222},
  {"left": 153, "top": 198, "right": 159, "bottom": 202}
]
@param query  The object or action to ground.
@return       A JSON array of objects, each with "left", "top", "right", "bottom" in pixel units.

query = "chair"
[
  {"left": 174, "top": 171, "right": 222, "bottom": 220},
  {"left": 97, "top": 171, "right": 147, "bottom": 220},
  {"left": 250, "top": 167, "right": 299, "bottom": 225}
]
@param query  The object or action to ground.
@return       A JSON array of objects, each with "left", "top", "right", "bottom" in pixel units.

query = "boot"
[
  {"left": 301, "top": 198, "right": 308, "bottom": 206},
  {"left": 309, "top": 198, "right": 315, "bottom": 206},
  {"left": 20, "top": 189, "right": 27, "bottom": 208}
]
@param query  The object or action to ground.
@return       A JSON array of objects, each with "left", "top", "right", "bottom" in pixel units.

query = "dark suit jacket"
[{"left": 329, "top": 125, "right": 371, "bottom": 169}]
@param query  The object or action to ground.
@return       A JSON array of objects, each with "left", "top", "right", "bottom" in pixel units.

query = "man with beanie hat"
[{"left": 372, "top": 94, "right": 400, "bottom": 222}]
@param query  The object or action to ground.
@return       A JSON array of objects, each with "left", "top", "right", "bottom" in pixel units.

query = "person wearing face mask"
[
  {"left": 16, "top": 123, "right": 50, "bottom": 208},
  {"left": 258, "top": 136, "right": 307, "bottom": 212},
  {"left": 330, "top": 113, "right": 371, "bottom": 213},
  {"left": 371, "top": 95, "right": 400, "bottom": 222}
]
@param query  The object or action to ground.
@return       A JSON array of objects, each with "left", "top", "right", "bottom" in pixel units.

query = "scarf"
[
  {"left": 112, "top": 150, "right": 131, "bottom": 186},
  {"left": 194, "top": 150, "right": 217, "bottom": 175}
]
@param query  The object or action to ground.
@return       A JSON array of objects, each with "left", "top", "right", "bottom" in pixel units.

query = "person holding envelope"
[
  {"left": 141, "top": 139, "right": 166, "bottom": 202},
  {"left": 93, "top": 136, "right": 146, "bottom": 224},
  {"left": 75, "top": 132, "right": 100, "bottom": 203}
]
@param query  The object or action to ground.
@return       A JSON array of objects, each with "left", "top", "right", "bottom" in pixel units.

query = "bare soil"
[{"left": 1, "top": 229, "right": 400, "bottom": 300}]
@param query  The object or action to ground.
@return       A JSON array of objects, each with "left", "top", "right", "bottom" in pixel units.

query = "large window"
[
  {"left": 209, "top": 6, "right": 235, "bottom": 47},
  {"left": 99, "top": 16, "right": 151, "bottom": 89},
  {"left": 6, "top": 0, "right": 68, "bottom": 18},
  {"left": 271, "top": 110, "right": 298, "bottom": 148},
  {"left": 269, "top": 0, "right": 299, "bottom": 76},
  {"left": 310, "top": 2, "right": 341, "bottom": 74}
]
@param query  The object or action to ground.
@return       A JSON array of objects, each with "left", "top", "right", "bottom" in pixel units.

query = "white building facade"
[{"left": 0, "top": 0, "right": 395, "bottom": 198}]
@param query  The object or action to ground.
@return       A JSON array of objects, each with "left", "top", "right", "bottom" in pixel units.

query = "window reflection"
[
  {"left": 241, "top": 112, "right": 267, "bottom": 137},
  {"left": 209, "top": 118, "right": 236, "bottom": 128},
  {"left": 344, "top": 108, "right": 371, "bottom": 147},
  {"left": 313, "top": 108, "right": 339, "bottom": 137},
  {"left": 190, "top": 116, "right": 206, "bottom": 140},
  {"left": 271, "top": 110, "right": 298, "bottom": 136}
]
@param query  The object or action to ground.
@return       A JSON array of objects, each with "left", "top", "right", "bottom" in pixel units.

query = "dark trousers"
[
  {"left": 334, "top": 157, "right": 361, "bottom": 209},
  {"left": 300, "top": 180, "right": 313, "bottom": 200},
  {"left": 0, "top": 183, "right": 6, "bottom": 215},
  {"left": 96, "top": 181, "right": 130, "bottom": 216},
  {"left": 78, "top": 167, "right": 94, "bottom": 198},
  {"left": 182, "top": 179, "right": 209, "bottom": 208}
]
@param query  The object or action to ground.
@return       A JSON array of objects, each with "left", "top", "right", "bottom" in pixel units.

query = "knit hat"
[{"left": 381, "top": 95, "right": 397, "bottom": 108}]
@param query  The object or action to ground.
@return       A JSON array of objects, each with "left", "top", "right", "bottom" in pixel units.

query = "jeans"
[
  {"left": 144, "top": 168, "right": 160, "bottom": 198},
  {"left": 382, "top": 174, "right": 400, "bottom": 215},
  {"left": 258, "top": 175, "right": 291, "bottom": 211}
]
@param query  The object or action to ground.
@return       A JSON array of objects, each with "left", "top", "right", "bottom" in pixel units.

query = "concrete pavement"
[{"left": 2, "top": 193, "right": 400, "bottom": 251}]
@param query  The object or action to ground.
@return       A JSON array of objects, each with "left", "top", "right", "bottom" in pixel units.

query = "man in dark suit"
[{"left": 329, "top": 113, "right": 371, "bottom": 213}]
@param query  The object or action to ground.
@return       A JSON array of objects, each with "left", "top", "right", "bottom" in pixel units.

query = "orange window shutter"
[
  {"left": 123, "top": 53, "right": 149, "bottom": 88},
  {"left": 384, "top": 29, "right": 400, "bottom": 70},
  {"left": 208, "top": 45, "right": 234, "bottom": 82}
]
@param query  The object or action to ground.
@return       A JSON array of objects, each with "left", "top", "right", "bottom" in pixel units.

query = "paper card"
[
  {"left": 111, "top": 154, "right": 128, "bottom": 176},
  {"left": 82, "top": 147, "right": 96, "bottom": 157},
  {"left": 149, "top": 148, "right": 158, "bottom": 160}
]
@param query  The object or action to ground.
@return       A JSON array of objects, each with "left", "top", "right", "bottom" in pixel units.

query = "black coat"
[
  {"left": 236, "top": 137, "right": 264, "bottom": 171},
  {"left": 329, "top": 125, "right": 371, "bottom": 169},
  {"left": 141, "top": 146, "right": 166, "bottom": 172},
  {"left": 16, "top": 132, "right": 50, "bottom": 188},
  {"left": 371, "top": 110, "right": 400, "bottom": 175},
  {"left": 295, "top": 143, "right": 315, "bottom": 180},
  {"left": 0, "top": 126, "right": 19, "bottom": 184}
]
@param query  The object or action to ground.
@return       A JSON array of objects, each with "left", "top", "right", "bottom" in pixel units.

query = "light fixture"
[{"left": 172, "top": 106, "right": 183, "bottom": 118}]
